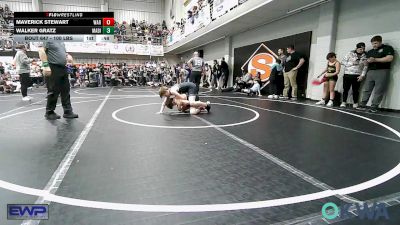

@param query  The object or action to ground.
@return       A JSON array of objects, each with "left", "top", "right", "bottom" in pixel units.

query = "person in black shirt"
[
  {"left": 357, "top": 36, "right": 394, "bottom": 112},
  {"left": 212, "top": 60, "right": 220, "bottom": 89},
  {"left": 99, "top": 63, "right": 105, "bottom": 87},
  {"left": 38, "top": 42, "right": 78, "bottom": 120},
  {"left": 281, "top": 45, "right": 305, "bottom": 100},
  {"left": 220, "top": 57, "right": 229, "bottom": 89},
  {"left": 277, "top": 48, "right": 287, "bottom": 96},
  {"left": 0, "top": 62, "right": 4, "bottom": 76}
]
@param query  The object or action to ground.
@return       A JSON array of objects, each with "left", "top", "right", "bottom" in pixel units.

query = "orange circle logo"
[{"left": 247, "top": 53, "right": 276, "bottom": 81}]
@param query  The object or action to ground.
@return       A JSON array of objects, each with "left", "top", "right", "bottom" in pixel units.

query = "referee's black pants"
[
  {"left": 189, "top": 70, "right": 202, "bottom": 93},
  {"left": 45, "top": 63, "right": 73, "bottom": 114}
]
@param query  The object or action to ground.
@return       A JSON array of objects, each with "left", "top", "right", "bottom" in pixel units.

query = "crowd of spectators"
[
  {"left": 114, "top": 19, "right": 170, "bottom": 45},
  {"left": 0, "top": 58, "right": 44, "bottom": 94},
  {"left": 66, "top": 61, "right": 175, "bottom": 88},
  {"left": 231, "top": 35, "right": 394, "bottom": 112},
  {"left": 0, "top": 4, "right": 14, "bottom": 51},
  {"left": 0, "top": 3, "right": 171, "bottom": 47},
  {"left": 314, "top": 35, "right": 394, "bottom": 112},
  {"left": 1, "top": 54, "right": 232, "bottom": 96},
  {"left": 1, "top": 34, "right": 395, "bottom": 113}
]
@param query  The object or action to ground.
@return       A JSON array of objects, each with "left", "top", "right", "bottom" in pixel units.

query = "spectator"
[
  {"left": 340, "top": 42, "right": 368, "bottom": 108},
  {"left": 315, "top": 52, "right": 341, "bottom": 107},
  {"left": 281, "top": 45, "right": 305, "bottom": 100},
  {"left": 212, "top": 59, "right": 220, "bottom": 89},
  {"left": 220, "top": 57, "right": 229, "bottom": 89},
  {"left": 0, "top": 62, "right": 4, "bottom": 75},
  {"left": 201, "top": 63, "right": 211, "bottom": 87},
  {"left": 232, "top": 69, "right": 252, "bottom": 92},
  {"left": 187, "top": 10, "right": 194, "bottom": 24},
  {"left": 277, "top": 48, "right": 287, "bottom": 96},
  {"left": 357, "top": 35, "right": 394, "bottom": 112},
  {"left": 242, "top": 76, "right": 261, "bottom": 96},
  {"left": 67, "top": 64, "right": 77, "bottom": 88},
  {"left": 268, "top": 59, "right": 283, "bottom": 99},
  {"left": 14, "top": 44, "right": 34, "bottom": 101}
]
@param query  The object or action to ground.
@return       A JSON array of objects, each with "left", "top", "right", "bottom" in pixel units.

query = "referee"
[
  {"left": 38, "top": 42, "right": 78, "bottom": 120},
  {"left": 187, "top": 51, "right": 204, "bottom": 92}
]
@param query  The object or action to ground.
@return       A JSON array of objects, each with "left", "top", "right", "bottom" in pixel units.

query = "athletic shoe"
[
  {"left": 353, "top": 103, "right": 358, "bottom": 109},
  {"left": 22, "top": 96, "right": 31, "bottom": 101},
  {"left": 27, "top": 96, "right": 33, "bottom": 100},
  {"left": 273, "top": 95, "right": 279, "bottom": 99},
  {"left": 267, "top": 95, "right": 274, "bottom": 99},
  {"left": 63, "top": 112, "right": 79, "bottom": 119},
  {"left": 326, "top": 100, "right": 334, "bottom": 107},
  {"left": 45, "top": 112, "right": 61, "bottom": 120},
  {"left": 340, "top": 102, "right": 346, "bottom": 108},
  {"left": 355, "top": 106, "right": 366, "bottom": 111},
  {"left": 316, "top": 100, "right": 326, "bottom": 105},
  {"left": 206, "top": 101, "right": 211, "bottom": 113},
  {"left": 279, "top": 96, "right": 289, "bottom": 100},
  {"left": 369, "top": 108, "right": 378, "bottom": 113}
]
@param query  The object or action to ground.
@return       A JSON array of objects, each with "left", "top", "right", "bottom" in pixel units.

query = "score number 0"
[{"left": 103, "top": 18, "right": 114, "bottom": 26}]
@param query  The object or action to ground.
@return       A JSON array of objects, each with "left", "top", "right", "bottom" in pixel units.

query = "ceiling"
[{"left": 165, "top": 0, "right": 331, "bottom": 54}]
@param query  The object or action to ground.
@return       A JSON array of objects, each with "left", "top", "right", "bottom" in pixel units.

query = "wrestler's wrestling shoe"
[{"left": 206, "top": 101, "right": 211, "bottom": 113}]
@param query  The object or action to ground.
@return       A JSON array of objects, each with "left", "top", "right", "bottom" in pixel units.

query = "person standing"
[
  {"left": 340, "top": 42, "right": 368, "bottom": 108},
  {"left": 315, "top": 53, "right": 341, "bottom": 107},
  {"left": 187, "top": 51, "right": 204, "bottom": 91},
  {"left": 356, "top": 36, "right": 394, "bottom": 112},
  {"left": 0, "top": 62, "right": 5, "bottom": 76},
  {"left": 220, "top": 57, "right": 229, "bottom": 89},
  {"left": 267, "top": 59, "right": 283, "bottom": 99},
  {"left": 212, "top": 60, "right": 220, "bottom": 89},
  {"left": 277, "top": 48, "right": 287, "bottom": 96},
  {"left": 66, "top": 61, "right": 75, "bottom": 88},
  {"left": 38, "top": 42, "right": 78, "bottom": 120},
  {"left": 15, "top": 44, "right": 34, "bottom": 101},
  {"left": 281, "top": 45, "right": 305, "bottom": 100}
]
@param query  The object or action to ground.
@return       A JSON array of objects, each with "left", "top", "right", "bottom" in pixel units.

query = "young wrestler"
[{"left": 159, "top": 82, "right": 210, "bottom": 114}]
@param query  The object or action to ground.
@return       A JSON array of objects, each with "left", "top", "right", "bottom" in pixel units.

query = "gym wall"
[
  {"left": 177, "top": 0, "right": 400, "bottom": 109},
  {"left": 334, "top": 0, "right": 400, "bottom": 110}
]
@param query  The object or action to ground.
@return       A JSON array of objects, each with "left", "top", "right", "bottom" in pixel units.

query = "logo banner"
[
  {"left": 233, "top": 31, "right": 312, "bottom": 93},
  {"left": 29, "top": 42, "right": 164, "bottom": 56},
  {"left": 212, "top": 0, "right": 238, "bottom": 19}
]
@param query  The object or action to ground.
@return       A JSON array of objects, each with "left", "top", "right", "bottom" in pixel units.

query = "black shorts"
[
  {"left": 189, "top": 71, "right": 202, "bottom": 86},
  {"left": 327, "top": 75, "right": 338, "bottom": 82},
  {"left": 178, "top": 82, "right": 198, "bottom": 96}
]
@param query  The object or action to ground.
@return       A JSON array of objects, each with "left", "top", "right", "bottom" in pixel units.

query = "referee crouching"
[{"left": 38, "top": 42, "right": 78, "bottom": 120}]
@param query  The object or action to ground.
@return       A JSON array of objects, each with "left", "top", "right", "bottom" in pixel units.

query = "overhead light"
[{"left": 286, "top": 0, "right": 331, "bottom": 14}]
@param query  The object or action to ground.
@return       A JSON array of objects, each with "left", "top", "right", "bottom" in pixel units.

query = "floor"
[{"left": 0, "top": 86, "right": 399, "bottom": 225}]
